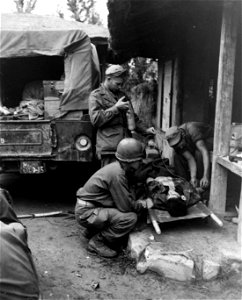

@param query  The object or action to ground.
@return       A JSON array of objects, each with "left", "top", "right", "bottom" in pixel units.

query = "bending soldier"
[{"left": 165, "top": 122, "right": 214, "bottom": 189}]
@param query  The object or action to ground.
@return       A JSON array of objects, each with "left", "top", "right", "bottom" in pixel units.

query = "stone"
[
  {"left": 137, "top": 243, "right": 195, "bottom": 281},
  {"left": 202, "top": 259, "right": 220, "bottom": 280},
  {"left": 136, "top": 261, "right": 148, "bottom": 274},
  {"left": 220, "top": 248, "right": 242, "bottom": 262},
  {"left": 127, "top": 228, "right": 153, "bottom": 261},
  {"left": 219, "top": 247, "right": 242, "bottom": 275},
  {"left": 230, "top": 262, "right": 241, "bottom": 274}
]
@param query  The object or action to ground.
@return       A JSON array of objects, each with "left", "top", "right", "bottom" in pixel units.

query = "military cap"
[
  {"left": 165, "top": 126, "right": 182, "bottom": 146},
  {"left": 105, "top": 65, "right": 127, "bottom": 77}
]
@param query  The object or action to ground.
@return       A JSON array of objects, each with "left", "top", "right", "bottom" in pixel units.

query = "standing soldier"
[{"left": 89, "top": 64, "right": 155, "bottom": 167}]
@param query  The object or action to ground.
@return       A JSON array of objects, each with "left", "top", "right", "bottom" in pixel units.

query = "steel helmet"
[{"left": 115, "top": 138, "right": 145, "bottom": 162}]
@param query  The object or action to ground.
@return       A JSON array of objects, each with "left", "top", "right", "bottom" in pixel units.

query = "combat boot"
[
  {"left": 87, "top": 233, "right": 117, "bottom": 258},
  {"left": 81, "top": 227, "right": 97, "bottom": 239}
]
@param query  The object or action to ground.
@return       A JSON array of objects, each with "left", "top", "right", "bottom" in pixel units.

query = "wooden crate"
[
  {"left": 43, "top": 81, "right": 63, "bottom": 118},
  {"left": 44, "top": 96, "right": 60, "bottom": 118}
]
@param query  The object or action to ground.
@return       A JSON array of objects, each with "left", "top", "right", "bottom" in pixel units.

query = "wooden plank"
[
  {"left": 216, "top": 156, "right": 242, "bottom": 178},
  {"left": 162, "top": 60, "right": 172, "bottom": 131},
  {"left": 156, "top": 60, "right": 163, "bottom": 128},
  {"left": 171, "top": 58, "right": 180, "bottom": 126},
  {"left": 238, "top": 181, "right": 242, "bottom": 244},
  {"left": 210, "top": 162, "right": 228, "bottom": 213},
  {"left": 209, "top": 1, "right": 238, "bottom": 213}
]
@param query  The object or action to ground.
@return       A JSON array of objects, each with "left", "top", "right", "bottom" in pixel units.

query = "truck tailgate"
[{"left": 0, "top": 120, "right": 53, "bottom": 157}]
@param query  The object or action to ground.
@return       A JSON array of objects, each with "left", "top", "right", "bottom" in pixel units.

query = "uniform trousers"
[{"left": 75, "top": 206, "right": 137, "bottom": 244}]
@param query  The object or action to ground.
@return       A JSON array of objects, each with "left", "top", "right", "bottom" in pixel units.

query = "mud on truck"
[{"left": 0, "top": 14, "right": 107, "bottom": 174}]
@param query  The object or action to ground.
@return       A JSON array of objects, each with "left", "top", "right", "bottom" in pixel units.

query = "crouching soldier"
[{"left": 75, "top": 138, "right": 153, "bottom": 258}]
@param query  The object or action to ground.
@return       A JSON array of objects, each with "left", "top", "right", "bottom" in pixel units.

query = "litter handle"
[
  {"left": 18, "top": 211, "right": 64, "bottom": 219},
  {"left": 195, "top": 202, "right": 223, "bottom": 227},
  {"left": 210, "top": 213, "right": 223, "bottom": 227},
  {"left": 148, "top": 209, "right": 161, "bottom": 234}
]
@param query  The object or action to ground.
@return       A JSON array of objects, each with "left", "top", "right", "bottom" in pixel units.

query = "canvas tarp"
[{"left": 0, "top": 14, "right": 105, "bottom": 112}]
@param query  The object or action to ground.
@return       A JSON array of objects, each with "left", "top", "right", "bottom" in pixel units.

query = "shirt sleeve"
[
  {"left": 189, "top": 127, "right": 203, "bottom": 143},
  {"left": 109, "top": 172, "right": 144, "bottom": 213},
  {"left": 134, "top": 113, "right": 149, "bottom": 134},
  {"left": 187, "top": 122, "right": 213, "bottom": 144},
  {"left": 89, "top": 91, "right": 120, "bottom": 128}
]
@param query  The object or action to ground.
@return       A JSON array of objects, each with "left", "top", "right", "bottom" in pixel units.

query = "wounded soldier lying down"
[{"left": 146, "top": 176, "right": 202, "bottom": 217}]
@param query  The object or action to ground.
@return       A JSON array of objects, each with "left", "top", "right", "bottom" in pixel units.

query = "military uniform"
[
  {"left": 75, "top": 161, "right": 144, "bottom": 245},
  {"left": 0, "top": 189, "right": 40, "bottom": 300},
  {"left": 89, "top": 84, "right": 147, "bottom": 166},
  {"left": 172, "top": 122, "right": 214, "bottom": 180}
]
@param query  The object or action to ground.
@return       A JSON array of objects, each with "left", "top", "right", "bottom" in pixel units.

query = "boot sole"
[{"left": 87, "top": 244, "right": 117, "bottom": 258}]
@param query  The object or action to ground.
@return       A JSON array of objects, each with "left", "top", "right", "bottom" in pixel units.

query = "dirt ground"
[
  {"left": 1, "top": 170, "right": 242, "bottom": 300},
  {"left": 19, "top": 214, "right": 242, "bottom": 300}
]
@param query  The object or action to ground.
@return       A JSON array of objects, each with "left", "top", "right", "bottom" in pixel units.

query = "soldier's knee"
[{"left": 126, "top": 212, "right": 138, "bottom": 226}]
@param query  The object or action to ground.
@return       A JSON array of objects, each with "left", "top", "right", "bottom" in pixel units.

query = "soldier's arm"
[
  {"left": 89, "top": 92, "right": 120, "bottom": 128},
  {"left": 182, "top": 150, "right": 198, "bottom": 187},
  {"left": 196, "top": 140, "right": 210, "bottom": 188},
  {"left": 133, "top": 112, "right": 155, "bottom": 136},
  {"left": 110, "top": 173, "right": 144, "bottom": 213}
]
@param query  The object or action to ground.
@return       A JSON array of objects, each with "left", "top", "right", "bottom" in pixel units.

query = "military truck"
[{"left": 0, "top": 14, "right": 108, "bottom": 174}]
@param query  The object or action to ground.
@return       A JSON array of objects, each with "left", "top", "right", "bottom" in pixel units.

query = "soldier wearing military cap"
[
  {"left": 165, "top": 122, "right": 214, "bottom": 189},
  {"left": 89, "top": 64, "right": 155, "bottom": 167}
]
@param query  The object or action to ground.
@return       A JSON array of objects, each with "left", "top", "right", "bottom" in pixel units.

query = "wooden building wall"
[
  {"left": 180, "top": 9, "right": 221, "bottom": 125},
  {"left": 156, "top": 2, "right": 241, "bottom": 213}
]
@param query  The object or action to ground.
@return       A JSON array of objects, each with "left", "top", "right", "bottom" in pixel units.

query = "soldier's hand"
[
  {"left": 190, "top": 177, "right": 198, "bottom": 188},
  {"left": 136, "top": 199, "right": 147, "bottom": 208},
  {"left": 137, "top": 198, "right": 154, "bottom": 209},
  {"left": 146, "top": 127, "right": 156, "bottom": 135},
  {"left": 115, "top": 96, "right": 129, "bottom": 111},
  {"left": 200, "top": 176, "right": 210, "bottom": 189},
  {"left": 146, "top": 198, "right": 154, "bottom": 209}
]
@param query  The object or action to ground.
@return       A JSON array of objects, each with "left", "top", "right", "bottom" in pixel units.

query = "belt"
[{"left": 77, "top": 198, "right": 96, "bottom": 208}]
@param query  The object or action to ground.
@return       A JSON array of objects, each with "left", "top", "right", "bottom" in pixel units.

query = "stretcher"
[{"left": 148, "top": 201, "right": 223, "bottom": 235}]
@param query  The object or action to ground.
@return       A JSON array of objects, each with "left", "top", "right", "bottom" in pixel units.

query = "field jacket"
[
  {"left": 89, "top": 84, "right": 147, "bottom": 157},
  {"left": 76, "top": 162, "right": 144, "bottom": 213}
]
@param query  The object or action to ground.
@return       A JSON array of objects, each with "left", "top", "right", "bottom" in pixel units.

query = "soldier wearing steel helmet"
[
  {"left": 89, "top": 64, "right": 155, "bottom": 167},
  {"left": 75, "top": 138, "right": 153, "bottom": 258}
]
